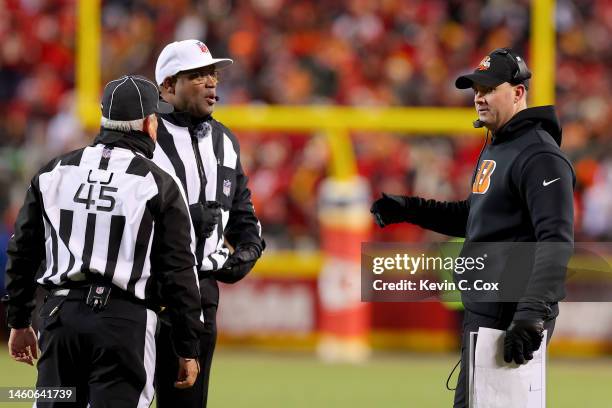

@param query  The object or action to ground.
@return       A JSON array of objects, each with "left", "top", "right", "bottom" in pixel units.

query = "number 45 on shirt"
[{"left": 73, "top": 170, "right": 118, "bottom": 212}]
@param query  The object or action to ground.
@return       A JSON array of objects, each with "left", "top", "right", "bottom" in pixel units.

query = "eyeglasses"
[{"left": 179, "top": 67, "right": 219, "bottom": 84}]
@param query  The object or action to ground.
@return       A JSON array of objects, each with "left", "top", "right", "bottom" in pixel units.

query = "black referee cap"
[{"left": 101, "top": 75, "right": 173, "bottom": 121}]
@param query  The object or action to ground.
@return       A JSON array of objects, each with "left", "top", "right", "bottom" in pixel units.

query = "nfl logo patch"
[
  {"left": 102, "top": 147, "right": 112, "bottom": 159},
  {"left": 223, "top": 179, "right": 232, "bottom": 197},
  {"left": 196, "top": 41, "right": 209, "bottom": 54},
  {"left": 95, "top": 286, "right": 105, "bottom": 295}
]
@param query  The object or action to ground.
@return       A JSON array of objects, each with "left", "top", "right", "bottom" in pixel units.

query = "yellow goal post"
[{"left": 76, "top": 0, "right": 556, "bottom": 275}]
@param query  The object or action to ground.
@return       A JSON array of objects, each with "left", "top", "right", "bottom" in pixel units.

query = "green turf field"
[{"left": 0, "top": 348, "right": 611, "bottom": 407}]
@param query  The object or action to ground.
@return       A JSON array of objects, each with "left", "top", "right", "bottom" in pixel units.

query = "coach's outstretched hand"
[
  {"left": 175, "top": 357, "right": 200, "bottom": 389},
  {"left": 503, "top": 319, "right": 544, "bottom": 364},
  {"left": 370, "top": 193, "right": 409, "bottom": 228}
]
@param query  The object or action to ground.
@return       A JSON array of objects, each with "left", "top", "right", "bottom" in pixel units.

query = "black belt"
[{"left": 49, "top": 285, "right": 159, "bottom": 312}]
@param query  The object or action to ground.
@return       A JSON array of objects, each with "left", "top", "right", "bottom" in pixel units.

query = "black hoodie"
[
  {"left": 466, "top": 105, "right": 574, "bottom": 244},
  {"left": 405, "top": 106, "right": 575, "bottom": 321}
]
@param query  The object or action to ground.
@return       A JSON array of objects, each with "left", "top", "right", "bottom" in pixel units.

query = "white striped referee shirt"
[
  {"left": 153, "top": 112, "right": 263, "bottom": 272},
  {"left": 4, "top": 130, "right": 203, "bottom": 334}
]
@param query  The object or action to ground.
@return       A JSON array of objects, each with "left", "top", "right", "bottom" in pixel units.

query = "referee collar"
[
  {"left": 160, "top": 110, "right": 213, "bottom": 131},
  {"left": 94, "top": 129, "right": 156, "bottom": 159}
]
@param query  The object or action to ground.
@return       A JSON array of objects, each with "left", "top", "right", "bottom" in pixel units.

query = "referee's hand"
[
  {"left": 8, "top": 327, "right": 38, "bottom": 366},
  {"left": 175, "top": 357, "right": 200, "bottom": 389},
  {"left": 189, "top": 201, "right": 222, "bottom": 239}
]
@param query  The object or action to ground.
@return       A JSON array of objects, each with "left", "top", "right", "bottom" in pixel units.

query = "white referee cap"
[{"left": 155, "top": 40, "right": 233, "bottom": 85}]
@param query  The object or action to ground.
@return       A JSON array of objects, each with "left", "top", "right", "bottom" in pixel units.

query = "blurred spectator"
[
  {"left": 582, "top": 161, "right": 612, "bottom": 240},
  {"left": 1, "top": 0, "right": 610, "bottom": 249}
]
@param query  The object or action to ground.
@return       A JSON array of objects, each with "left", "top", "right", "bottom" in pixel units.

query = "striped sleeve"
[
  {"left": 218, "top": 123, "right": 263, "bottom": 250},
  {"left": 4, "top": 159, "right": 59, "bottom": 328},
  {"left": 148, "top": 166, "right": 204, "bottom": 357}
]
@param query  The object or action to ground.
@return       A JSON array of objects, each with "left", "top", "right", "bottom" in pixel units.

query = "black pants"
[
  {"left": 35, "top": 293, "right": 157, "bottom": 408},
  {"left": 453, "top": 309, "right": 556, "bottom": 408},
  {"left": 155, "top": 278, "right": 218, "bottom": 408}
]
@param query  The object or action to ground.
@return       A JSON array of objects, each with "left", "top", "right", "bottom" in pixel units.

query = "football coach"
[{"left": 370, "top": 48, "right": 575, "bottom": 407}]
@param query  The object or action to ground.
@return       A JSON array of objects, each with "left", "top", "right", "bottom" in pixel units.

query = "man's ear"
[
  {"left": 515, "top": 84, "right": 527, "bottom": 103},
  {"left": 143, "top": 114, "right": 158, "bottom": 141},
  {"left": 162, "top": 77, "right": 176, "bottom": 95}
]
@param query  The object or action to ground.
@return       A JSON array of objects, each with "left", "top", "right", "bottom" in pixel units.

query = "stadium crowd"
[{"left": 0, "top": 0, "right": 610, "bottom": 265}]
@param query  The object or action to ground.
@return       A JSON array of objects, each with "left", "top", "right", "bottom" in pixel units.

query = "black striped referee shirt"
[{"left": 4, "top": 130, "right": 204, "bottom": 353}]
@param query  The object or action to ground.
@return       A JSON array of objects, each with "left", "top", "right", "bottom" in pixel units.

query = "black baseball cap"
[
  {"left": 101, "top": 75, "right": 173, "bottom": 121},
  {"left": 455, "top": 48, "right": 531, "bottom": 89}
]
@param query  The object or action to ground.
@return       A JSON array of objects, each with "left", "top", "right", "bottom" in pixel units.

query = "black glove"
[
  {"left": 503, "top": 319, "right": 544, "bottom": 364},
  {"left": 213, "top": 260, "right": 255, "bottom": 284},
  {"left": 370, "top": 193, "right": 410, "bottom": 227},
  {"left": 212, "top": 243, "right": 262, "bottom": 284},
  {"left": 189, "top": 201, "right": 221, "bottom": 238},
  {"left": 226, "top": 243, "right": 262, "bottom": 267}
]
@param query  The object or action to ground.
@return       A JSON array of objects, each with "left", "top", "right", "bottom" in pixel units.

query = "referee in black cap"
[{"left": 4, "top": 74, "right": 205, "bottom": 407}]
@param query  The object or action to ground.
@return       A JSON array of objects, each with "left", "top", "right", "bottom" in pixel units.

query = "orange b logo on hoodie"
[{"left": 472, "top": 160, "right": 496, "bottom": 194}]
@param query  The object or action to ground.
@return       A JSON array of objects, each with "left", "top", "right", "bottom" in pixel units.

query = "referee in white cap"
[
  {"left": 4, "top": 74, "right": 204, "bottom": 407},
  {"left": 152, "top": 40, "right": 265, "bottom": 408}
]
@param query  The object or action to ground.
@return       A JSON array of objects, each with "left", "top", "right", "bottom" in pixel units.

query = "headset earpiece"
[{"left": 491, "top": 48, "right": 532, "bottom": 86}]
